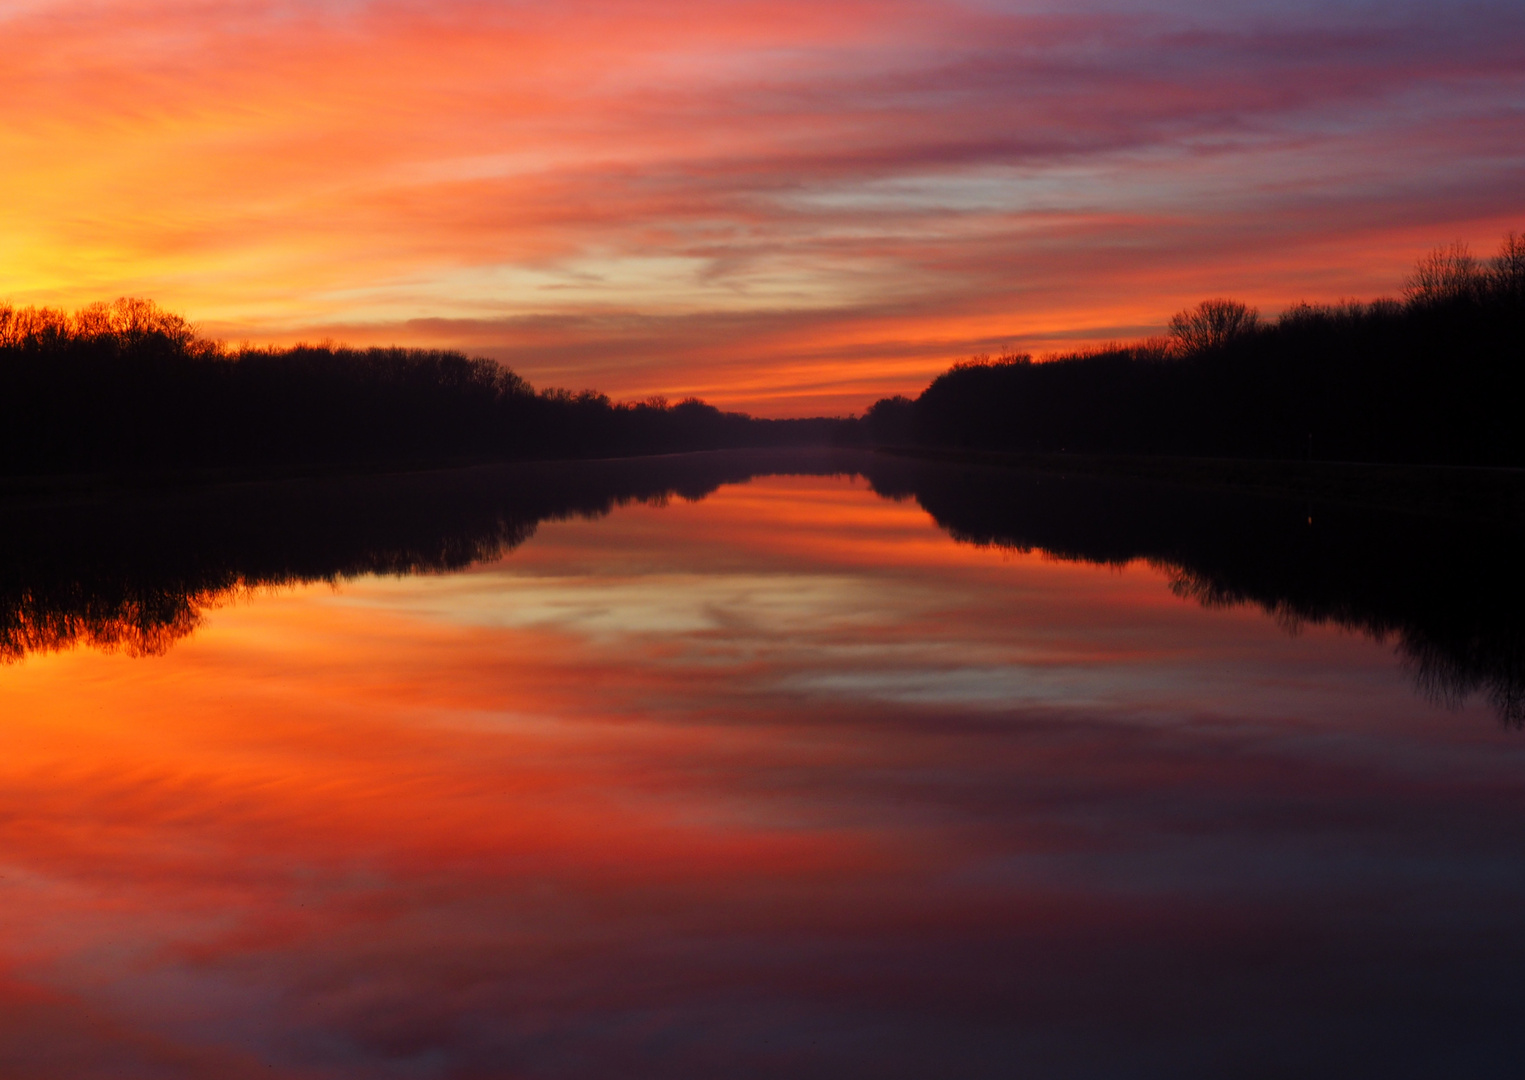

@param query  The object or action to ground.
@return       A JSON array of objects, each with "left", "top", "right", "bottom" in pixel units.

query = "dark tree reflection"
[
  {"left": 0, "top": 450, "right": 854, "bottom": 662},
  {"left": 863, "top": 455, "right": 1525, "bottom": 726},
  {"left": 4, "top": 449, "right": 1523, "bottom": 727}
]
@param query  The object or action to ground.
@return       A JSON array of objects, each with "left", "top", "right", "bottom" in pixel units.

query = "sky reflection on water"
[{"left": 1, "top": 465, "right": 1523, "bottom": 1078}]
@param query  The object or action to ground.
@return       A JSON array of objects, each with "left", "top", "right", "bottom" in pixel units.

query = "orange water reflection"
[{"left": 1, "top": 472, "right": 1523, "bottom": 1077}]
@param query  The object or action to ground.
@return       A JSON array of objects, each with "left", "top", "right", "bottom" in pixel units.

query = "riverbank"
[
  {"left": 0, "top": 445, "right": 850, "bottom": 507},
  {"left": 874, "top": 445, "right": 1525, "bottom": 524}
]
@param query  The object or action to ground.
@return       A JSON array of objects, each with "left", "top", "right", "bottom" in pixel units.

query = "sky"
[{"left": 2, "top": 0, "right": 1523, "bottom": 414}]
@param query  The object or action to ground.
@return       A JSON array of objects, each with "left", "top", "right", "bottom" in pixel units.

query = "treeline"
[
  {"left": 0, "top": 299, "right": 839, "bottom": 476},
  {"left": 862, "top": 232, "right": 1525, "bottom": 465}
]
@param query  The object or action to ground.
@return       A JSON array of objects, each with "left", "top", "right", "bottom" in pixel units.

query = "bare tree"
[
  {"left": 0, "top": 304, "right": 70, "bottom": 349},
  {"left": 1167, "top": 299, "right": 1260, "bottom": 355},
  {"left": 1491, "top": 232, "right": 1525, "bottom": 298},
  {"left": 1406, "top": 242, "right": 1484, "bottom": 304},
  {"left": 73, "top": 297, "right": 198, "bottom": 348}
]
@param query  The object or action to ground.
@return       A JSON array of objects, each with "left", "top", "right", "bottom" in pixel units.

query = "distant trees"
[
  {"left": 1495, "top": 234, "right": 1525, "bottom": 298},
  {"left": 1167, "top": 298, "right": 1260, "bottom": 355},
  {"left": 0, "top": 297, "right": 210, "bottom": 353},
  {"left": 863, "top": 395, "right": 916, "bottom": 445},
  {"left": 861, "top": 229, "right": 1525, "bottom": 466},
  {"left": 1407, "top": 242, "right": 1485, "bottom": 304},
  {"left": 0, "top": 300, "right": 840, "bottom": 476},
  {"left": 1406, "top": 235, "right": 1525, "bottom": 305}
]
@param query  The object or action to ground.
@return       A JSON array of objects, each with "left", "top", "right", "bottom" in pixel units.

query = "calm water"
[{"left": 1, "top": 450, "right": 1523, "bottom": 1078}]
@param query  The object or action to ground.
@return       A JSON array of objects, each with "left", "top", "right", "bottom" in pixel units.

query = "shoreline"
[
  {"left": 7, "top": 444, "right": 1525, "bottom": 524},
  {"left": 0, "top": 445, "right": 855, "bottom": 507},
  {"left": 872, "top": 445, "right": 1525, "bottom": 524}
]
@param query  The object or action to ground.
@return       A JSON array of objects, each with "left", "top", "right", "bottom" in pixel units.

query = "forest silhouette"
[
  {"left": 2, "top": 449, "right": 1522, "bottom": 727},
  {"left": 0, "top": 450, "right": 852, "bottom": 662},
  {"left": 7, "top": 230, "right": 1522, "bottom": 477},
  {"left": 0, "top": 299, "right": 838, "bottom": 476},
  {"left": 864, "top": 231, "right": 1525, "bottom": 465},
  {"left": 5, "top": 234, "right": 1524, "bottom": 722}
]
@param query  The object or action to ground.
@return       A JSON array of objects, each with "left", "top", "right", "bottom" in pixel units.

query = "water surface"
[{"left": 1, "top": 451, "right": 1522, "bottom": 1078}]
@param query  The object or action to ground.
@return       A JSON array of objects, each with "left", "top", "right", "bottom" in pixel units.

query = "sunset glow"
[
  {"left": 3, "top": 472, "right": 1518, "bottom": 1075},
  {"left": 3, "top": 0, "right": 1521, "bottom": 411}
]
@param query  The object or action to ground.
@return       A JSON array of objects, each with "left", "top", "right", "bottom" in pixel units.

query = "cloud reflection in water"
[{"left": 0, "top": 462, "right": 1523, "bottom": 1077}]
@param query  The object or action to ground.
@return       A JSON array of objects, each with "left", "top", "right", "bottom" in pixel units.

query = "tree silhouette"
[
  {"left": 1167, "top": 298, "right": 1260, "bottom": 354},
  {"left": 0, "top": 299, "right": 843, "bottom": 476},
  {"left": 862, "top": 229, "right": 1525, "bottom": 467},
  {"left": 1406, "top": 241, "right": 1485, "bottom": 304},
  {"left": 1492, "top": 233, "right": 1525, "bottom": 299}
]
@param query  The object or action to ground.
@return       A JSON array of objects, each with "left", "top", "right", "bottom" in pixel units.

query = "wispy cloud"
[{"left": 3, "top": 0, "right": 1522, "bottom": 411}]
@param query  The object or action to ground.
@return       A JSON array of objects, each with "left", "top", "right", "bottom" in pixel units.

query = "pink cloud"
[{"left": 2, "top": 0, "right": 1522, "bottom": 412}]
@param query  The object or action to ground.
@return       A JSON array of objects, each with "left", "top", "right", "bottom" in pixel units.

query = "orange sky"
[{"left": 2, "top": 0, "right": 1523, "bottom": 414}]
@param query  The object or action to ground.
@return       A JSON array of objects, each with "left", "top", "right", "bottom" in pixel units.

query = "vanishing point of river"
[{"left": 1, "top": 449, "right": 1522, "bottom": 1078}]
